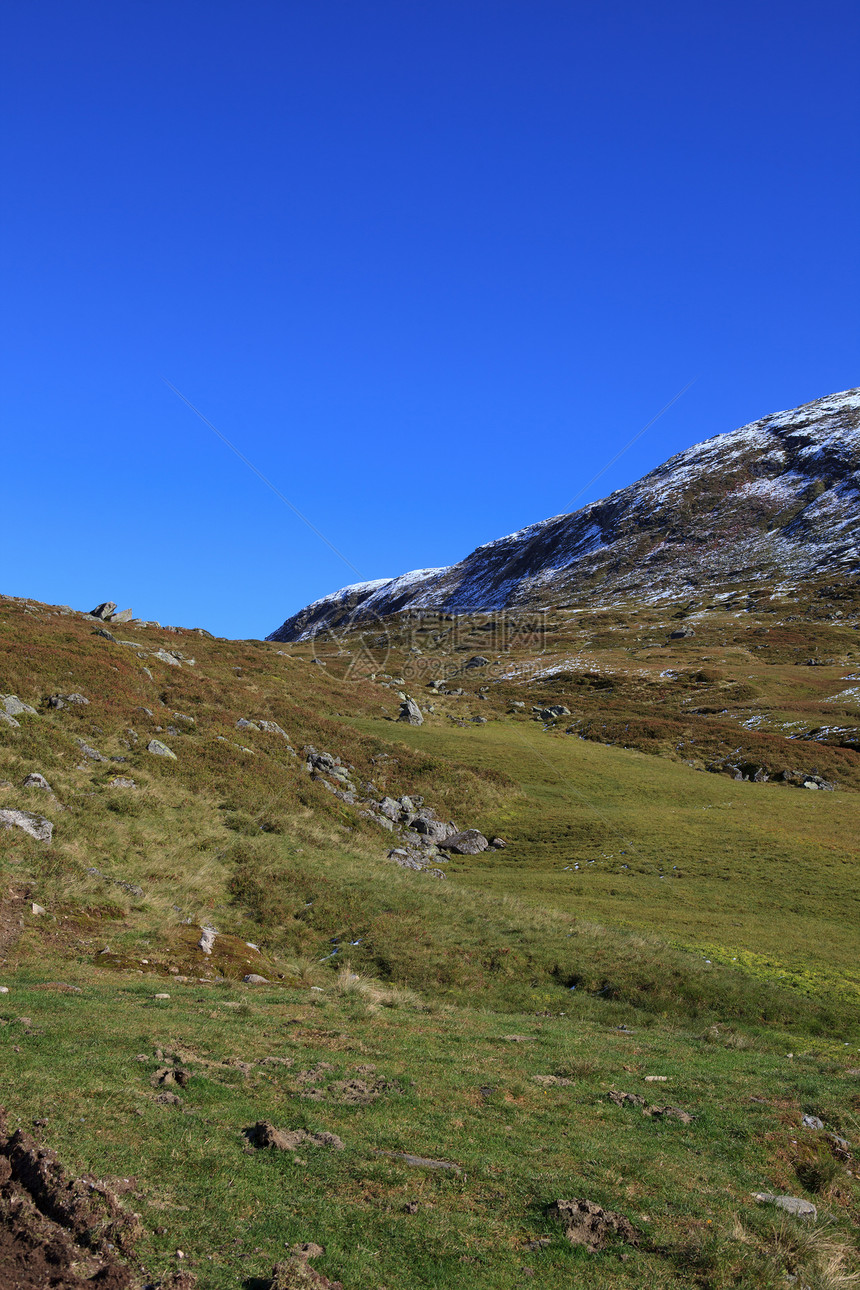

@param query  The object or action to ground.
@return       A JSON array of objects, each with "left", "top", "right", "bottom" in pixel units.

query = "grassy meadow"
[{"left": 1, "top": 588, "right": 858, "bottom": 1287}]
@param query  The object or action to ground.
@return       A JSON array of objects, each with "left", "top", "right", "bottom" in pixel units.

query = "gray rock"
[
  {"left": 3, "top": 696, "right": 37, "bottom": 717},
  {"left": 111, "top": 608, "right": 134, "bottom": 623},
  {"left": 466, "top": 656, "right": 490, "bottom": 668},
  {"left": 437, "top": 829, "right": 490, "bottom": 855},
  {"left": 510, "top": 700, "right": 526, "bottom": 708},
  {"left": 669, "top": 626, "right": 695, "bottom": 639},
  {"left": 243, "top": 973, "right": 269, "bottom": 984},
  {"left": 0, "top": 810, "right": 53, "bottom": 842},
  {"left": 0, "top": 712, "right": 20, "bottom": 729},
  {"left": 110, "top": 777, "right": 136, "bottom": 789},
  {"left": 753, "top": 1193, "right": 816, "bottom": 1220},
  {"left": 236, "top": 718, "right": 260, "bottom": 731},
  {"left": 76, "top": 738, "right": 107, "bottom": 762},
  {"left": 378, "top": 797, "right": 402, "bottom": 821},
  {"left": 90, "top": 602, "right": 117, "bottom": 619},
  {"left": 413, "top": 817, "right": 458, "bottom": 843},
  {"left": 147, "top": 739, "right": 177, "bottom": 759},
  {"left": 152, "top": 649, "right": 181, "bottom": 667},
  {"left": 94, "top": 628, "right": 116, "bottom": 642},
  {"left": 22, "top": 773, "right": 52, "bottom": 791},
  {"left": 801, "top": 1114, "right": 825, "bottom": 1130},
  {"left": 489, "top": 836, "right": 507, "bottom": 849},
  {"left": 258, "top": 720, "right": 289, "bottom": 738},
  {"left": 397, "top": 698, "right": 424, "bottom": 726}
]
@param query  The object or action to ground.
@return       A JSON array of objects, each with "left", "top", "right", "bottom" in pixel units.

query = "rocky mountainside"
[{"left": 270, "top": 388, "right": 860, "bottom": 640}]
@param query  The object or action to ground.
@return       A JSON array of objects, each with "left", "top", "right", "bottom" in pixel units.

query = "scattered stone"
[
  {"left": 547, "top": 1198, "right": 638, "bottom": 1252},
  {"left": 89, "top": 602, "right": 117, "bottom": 619},
  {"left": 802, "top": 1114, "right": 825, "bottom": 1130},
  {"left": 2, "top": 696, "right": 37, "bottom": 717},
  {"left": 259, "top": 720, "right": 289, "bottom": 738},
  {"left": 94, "top": 628, "right": 117, "bottom": 642},
  {"left": 246, "top": 1122, "right": 344, "bottom": 1151},
  {"left": 153, "top": 649, "right": 182, "bottom": 667},
  {"left": 0, "top": 810, "right": 53, "bottom": 842},
  {"left": 397, "top": 698, "right": 424, "bottom": 726},
  {"left": 644, "top": 1075, "right": 668, "bottom": 1082},
  {"left": 244, "top": 974, "right": 269, "bottom": 984},
  {"left": 76, "top": 737, "right": 107, "bottom": 762},
  {"left": 147, "top": 739, "right": 177, "bottom": 759},
  {"left": 753, "top": 1193, "right": 817, "bottom": 1220},
  {"left": 466, "top": 656, "right": 490, "bottom": 668},
  {"left": 538, "top": 705, "right": 571, "bottom": 720},
  {"left": 0, "top": 712, "right": 20, "bottom": 729},
  {"left": 30, "top": 904, "right": 47, "bottom": 917},
  {"left": 154, "top": 993, "right": 171, "bottom": 1000},
  {"left": 237, "top": 718, "right": 260, "bottom": 731},
  {"left": 669, "top": 626, "right": 695, "bottom": 639},
  {"left": 22, "top": 774, "right": 51, "bottom": 791},
  {"left": 110, "top": 777, "right": 137, "bottom": 789},
  {"left": 112, "top": 608, "right": 134, "bottom": 623},
  {"left": 198, "top": 926, "right": 218, "bottom": 955},
  {"left": 533, "top": 1074, "right": 575, "bottom": 1087},
  {"left": 489, "top": 836, "right": 507, "bottom": 849},
  {"left": 437, "top": 829, "right": 490, "bottom": 855}
]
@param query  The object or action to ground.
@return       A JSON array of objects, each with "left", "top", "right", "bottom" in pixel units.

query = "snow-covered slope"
[{"left": 268, "top": 388, "right": 860, "bottom": 641}]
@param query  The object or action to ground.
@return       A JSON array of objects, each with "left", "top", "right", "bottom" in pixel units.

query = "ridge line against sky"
[{"left": 1, "top": 1, "right": 858, "bottom": 637}]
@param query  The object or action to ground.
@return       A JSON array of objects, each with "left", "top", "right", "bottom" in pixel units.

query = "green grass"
[
  {"left": 1, "top": 589, "right": 859, "bottom": 1288},
  {"left": 3, "top": 964, "right": 859, "bottom": 1289}
]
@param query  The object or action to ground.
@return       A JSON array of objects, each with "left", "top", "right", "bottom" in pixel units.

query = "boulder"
[
  {"left": 76, "top": 738, "right": 108, "bottom": 762},
  {"left": 236, "top": 718, "right": 260, "bottom": 731},
  {"left": 437, "top": 829, "right": 490, "bottom": 855},
  {"left": 258, "top": 720, "right": 289, "bottom": 738},
  {"left": 413, "top": 817, "right": 458, "bottom": 843},
  {"left": 669, "top": 626, "right": 695, "bottom": 639},
  {"left": 397, "top": 698, "right": 424, "bottom": 726},
  {"left": 465, "top": 656, "right": 490, "bottom": 668},
  {"left": 147, "top": 739, "right": 177, "bottom": 759},
  {"left": 0, "top": 712, "right": 20, "bottom": 729},
  {"left": 90, "top": 602, "right": 117, "bottom": 619},
  {"left": 22, "top": 773, "right": 51, "bottom": 791},
  {"left": 244, "top": 974, "right": 269, "bottom": 984},
  {"left": 2, "top": 696, "right": 37, "bottom": 717},
  {"left": 152, "top": 649, "right": 181, "bottom": 667},
  {"left": 753, "top": 1193, "right": 816, "bottom": 1220},
  {"left": 0, "top": 809, "right": 53, "bottom": 842},
  {"left": 111, "top": 608, "right": 134, "bottom": 623},
  {"left": 378, "top": 797, "right": 402, "bottom": 821}
]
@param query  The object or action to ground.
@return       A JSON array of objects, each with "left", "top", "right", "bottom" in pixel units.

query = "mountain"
[{"left": 269, "top": 388, "right": 860, "bottom": 641}]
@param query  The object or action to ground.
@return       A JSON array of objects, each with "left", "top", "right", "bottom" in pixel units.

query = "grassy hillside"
[{"left": 1, "top": 589, "right": 858, "bottom": 1288}]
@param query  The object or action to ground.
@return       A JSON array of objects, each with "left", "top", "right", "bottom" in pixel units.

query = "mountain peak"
[{"left": 269, "top": 388, "right": 860, "bottom": 641}]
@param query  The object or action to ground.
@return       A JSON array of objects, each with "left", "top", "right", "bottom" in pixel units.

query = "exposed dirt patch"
[
  {"left": 0, "top": 885, "right": 27, "bottom": 962},
  {"left": 0, "top": 1108, "right": 139, "bottom": 1288},
  {"left": 244, "top": 1121, "right": 344, "bottom": 1151},
  {"left": 547, "top": 1197, "right": 639, "bottom": 1252}
]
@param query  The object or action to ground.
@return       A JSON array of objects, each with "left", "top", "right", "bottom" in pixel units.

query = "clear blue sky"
[{"left": 2, "top": 1, "right": 858, "bottom": 638}]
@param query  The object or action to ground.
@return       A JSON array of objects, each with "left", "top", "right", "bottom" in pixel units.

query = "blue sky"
[{"left": 2, "top": 1, "right": 858, "bottom": 638}]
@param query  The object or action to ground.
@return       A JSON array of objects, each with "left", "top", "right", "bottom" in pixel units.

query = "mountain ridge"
[{"left": 269, "top": 387, "right": 860, "bottom": 641}]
